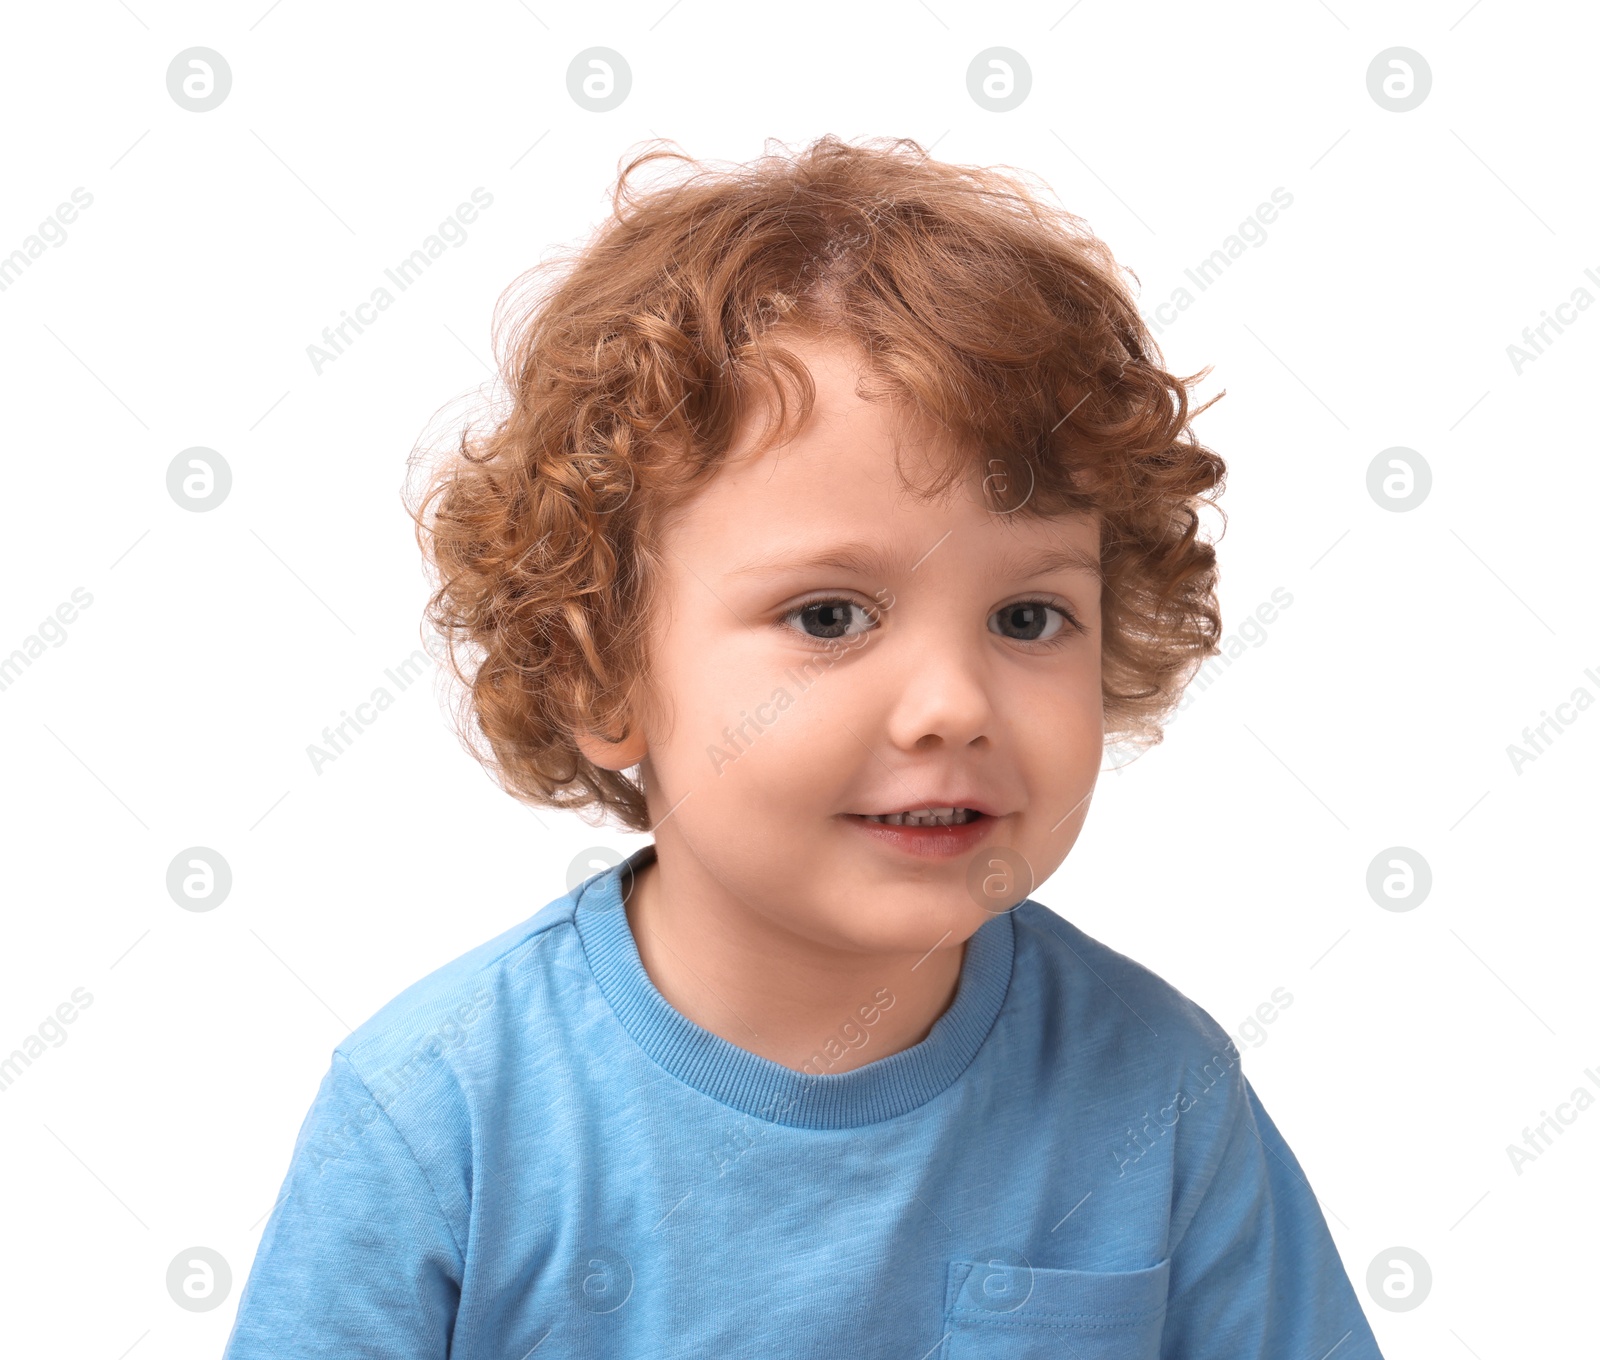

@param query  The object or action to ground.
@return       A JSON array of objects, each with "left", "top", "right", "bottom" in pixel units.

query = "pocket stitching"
[
  {"left": 947, "top": 1307, "right": 1166, "bottom": 1329},
  {"left": 944, "top": 1258, "right": 1169, "bottom": 1329}
]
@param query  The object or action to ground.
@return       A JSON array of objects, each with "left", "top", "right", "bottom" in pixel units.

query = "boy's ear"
[
  {"left": 576, "top": 674, "right": 652, "bottom": 770},
  {"left": 575, "top": 722, "right": 648, "bottom": 772}
]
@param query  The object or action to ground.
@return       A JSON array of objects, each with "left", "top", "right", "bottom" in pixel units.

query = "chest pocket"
[{"left": 941, "top": 1256, "right": 1170, "bottom": 1359}]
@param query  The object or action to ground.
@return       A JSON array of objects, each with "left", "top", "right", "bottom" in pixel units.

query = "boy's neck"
[{"left": 622, "top": 852, "right": 968, "bottom": 1075}]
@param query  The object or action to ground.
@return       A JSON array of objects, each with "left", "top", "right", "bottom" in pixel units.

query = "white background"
[{"left": 1, "top": 1, "right": 1595, "bottom": 1356}]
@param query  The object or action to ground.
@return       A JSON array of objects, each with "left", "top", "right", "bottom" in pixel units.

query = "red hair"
[{"left": 406, "top": 135, "right": 1226, "bottom": 832}]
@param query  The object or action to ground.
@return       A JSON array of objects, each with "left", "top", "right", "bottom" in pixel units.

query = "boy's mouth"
[
  {"left": 842, "top": 808, "right": 999, "bottom": 859},
  {"left": 850, "top": 807, "right": 985, "bottom": 827}
]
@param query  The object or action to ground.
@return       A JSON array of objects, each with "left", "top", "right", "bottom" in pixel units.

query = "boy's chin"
[{"left": 814, "top": 897, "right": 992, "bottom": 958}]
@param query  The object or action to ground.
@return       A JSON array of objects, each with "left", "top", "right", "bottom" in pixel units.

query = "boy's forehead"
[
  {"left": 724, "top": 526, "right": 1102, "bottom": 583},
  {"left": 714, "top": 340, "right": 964, "bottom": 489},
  {"left": 672, "top": 329, "right": 1099, "bottom": 558},
  {"left": 679, "top": 445, "right": 1098, "bottom": 575}
]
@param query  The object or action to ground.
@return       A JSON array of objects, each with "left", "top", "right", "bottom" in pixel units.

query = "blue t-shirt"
[{"left": 222, "top": 844, "right": 1384, "bottom": 1359}]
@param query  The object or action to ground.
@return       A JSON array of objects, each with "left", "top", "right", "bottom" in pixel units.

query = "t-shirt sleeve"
[
  {"left": 1160, "top": 1073, "right": 1386, "bottom": 1360},
  {"left": 221, "top": 1049, "right": 464, "bottom": 1359}
]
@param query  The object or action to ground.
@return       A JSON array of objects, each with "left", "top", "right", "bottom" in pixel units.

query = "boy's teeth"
[{"left": 863, "top": 807, "right": 977, "bottom": 827}]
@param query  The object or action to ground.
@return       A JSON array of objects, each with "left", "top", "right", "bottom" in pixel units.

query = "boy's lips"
[
  {"left": 841, "top": 810, "right": 1001, "bottom": 859},
  {"left": 846, "top": 795, "right": 1005, "bottom": 819}
]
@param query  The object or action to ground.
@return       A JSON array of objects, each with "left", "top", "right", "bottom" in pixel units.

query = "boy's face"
[{"left": 607, "top": 334, "right": 1104, "bottom": 957}]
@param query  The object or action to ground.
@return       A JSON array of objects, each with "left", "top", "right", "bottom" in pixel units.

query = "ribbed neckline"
[{"left": 572, "top": 843, "right": 1015, "bottom": 1130}]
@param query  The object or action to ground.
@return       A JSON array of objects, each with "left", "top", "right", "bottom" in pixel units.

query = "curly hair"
[{"left": 405, "top": 134, "right": 1227, "bottom": 834}]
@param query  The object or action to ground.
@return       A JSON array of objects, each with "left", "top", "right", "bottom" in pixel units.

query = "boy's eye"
[
  {"left": 780, "top": 597, "right": 1082, "bottom": 645},
  {"left": 991, "top": 600, "right": 1079, "bottom": 644},
  {"left": 786, "top": 598, "right": 877, "bottom": 642}
]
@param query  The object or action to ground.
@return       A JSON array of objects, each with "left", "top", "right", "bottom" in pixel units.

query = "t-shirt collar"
[{"left": 573, "top": 842, "right": 1015, "bottom": 1130}]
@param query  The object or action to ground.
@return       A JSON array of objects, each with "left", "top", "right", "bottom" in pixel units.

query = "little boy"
[{"left": 223, "top": 136, "right": 1384, "bottom": 1358}]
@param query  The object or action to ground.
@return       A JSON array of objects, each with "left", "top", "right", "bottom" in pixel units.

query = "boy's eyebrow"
[{"left": 728, "top": 539, "right": 1104, "bottom": 582}]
